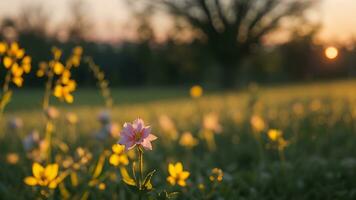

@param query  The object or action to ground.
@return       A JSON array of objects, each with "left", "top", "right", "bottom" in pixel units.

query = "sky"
[{"left": 0, "top": 0, "right": 355, "bottom": 45}]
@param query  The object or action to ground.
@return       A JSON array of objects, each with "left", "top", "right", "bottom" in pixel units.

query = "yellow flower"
[
  {"left": 53, "top": 61, "right": 64, "bottom": 75},
  {"left": 11, "top": 63, "right": 24, "bottom": 87},
  {"left": 209, "top": 168, "right": 223, "bottom": 182},
  {"left": 66, "top": 112, "right": 78, "bottom": 124},
  {"left": 0, "top": 42, "right": 7, "bottom": 54},
  {"left": 267, "top": 129, "right": 282, "bottom": 141},
  {"left": 3, "top": 56, "right": 12, "bottom": 68},
  {"left": 6, "top": 153, "right": 19, "bottom": 165},
  {"left": 179, "top": 132, "right": 198, "bottom": 149},
  {"left": 24, "top": 163, "right": 60, "bottom": 189},
  {"left": 53, "top": 80, "right": 76, "bottom": 103},
  {"left": 250, "top": 115, "right": 266, "bottom": 133},
  {"left": 98, "top": 183, "right": 106, "bottom": 190},
  {"left": 73, "top": 46, "right": 83, "bottom": 55},
  {"left": 109, "top": 144, "right": 129, "bottom": 167},
  {"left": 22, "top": 56, "right": 32, "bottom": 73},
  {"left": 37, "top": 62, "right": 48, "bottom": 77},
  {"left": 52, "top": 47, "right": 62, "bottom": 60},
  {"left": 61, "top": 69, "right": 71, "bottom": 84},
  {"left": 190, "top": 85, "right": 203, "bottom": 98},
  {"left": 167, "top": 162, "right": 190, "bottom": 187}
]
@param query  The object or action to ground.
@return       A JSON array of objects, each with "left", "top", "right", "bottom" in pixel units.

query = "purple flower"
[{"left": 119, "top": 118, "right": 157, "bottom": 151}]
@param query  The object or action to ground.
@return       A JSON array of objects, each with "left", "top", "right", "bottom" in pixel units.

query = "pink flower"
[{"left": 119, "top": 118, "right": 157, "bottom": 151}]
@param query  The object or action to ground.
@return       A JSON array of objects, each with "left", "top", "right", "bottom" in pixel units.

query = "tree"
[{"left": 146, "top": 0, "right": 315, "bottom": 88}]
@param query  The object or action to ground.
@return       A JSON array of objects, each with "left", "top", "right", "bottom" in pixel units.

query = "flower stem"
[
  {"left": 137, "top": 146, "right": 144, "bottom": 189},
  {"left": 0, "top": 70, "right": 12, "bottom": 122},
  {"left": 42, "top": 70, "right": 54, "bottom": 110}
]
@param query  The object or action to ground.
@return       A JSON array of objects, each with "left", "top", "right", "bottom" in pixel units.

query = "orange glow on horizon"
[{"left": 325, "top": 46, "right": 338, "bottom": 60}]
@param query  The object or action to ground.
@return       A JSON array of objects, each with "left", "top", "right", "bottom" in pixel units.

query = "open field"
[{"left": 2, "top": 80, "right": 356, "bottom": 199}]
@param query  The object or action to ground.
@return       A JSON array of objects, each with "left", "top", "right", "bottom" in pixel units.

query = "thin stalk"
[
  {"left": 42, "top": 70, "right": 54, "bottom": 110},
  {"left": 0, "top": 70, "right": 12, "bottom": 121},
  {"left": 137, "top": 146, "right": 144, "bottom": 189}
]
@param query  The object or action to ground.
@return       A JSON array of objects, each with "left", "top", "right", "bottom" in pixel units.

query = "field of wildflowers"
[{"left": 2, "top": 42, "right": 356, "bottom": 199}]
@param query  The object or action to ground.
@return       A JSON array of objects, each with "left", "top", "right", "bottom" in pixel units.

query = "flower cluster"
[
  {"left": 37, "top": 46, "right": 83, "bottom": 104},
  {"left": 0, "top": 42, "right": 31, "bottom": 87}
]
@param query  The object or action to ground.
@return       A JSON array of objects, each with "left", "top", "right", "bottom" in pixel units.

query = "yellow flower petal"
[
  {"left": 64, "top": 94, "right": 74, "bottom": 103},
  {"left": 22, "top": 64, "right": 31, "bottom": 73},
  {"left": 48, "top": 181, "right": 58, "bottom": 189},
  {"left": 175, "top": 162, "right": 183, "bottom": 173},
  {"left": 179, "top": 171, "right": 190, "bottom": 179},
  {"left": 54, "top": 85, "right": 63, "bottom": 98},
  {"left": 168, "top": 163, "right": 176, "bottom": 177},
  {"left": 37, "top": 70, "right": 45, "bottom": 77},
  {"left": 167, "top": 176, "right": 176, "bottom": 186},
  {"left": 24, "top": 176, "right": 38, "bottom": 186},
  {"left": 11, "top": 63, "right": 23, "bottom": 77},
  {"left": 109, "top": 154, "right": 120, "bottom": 166},
  {"left": 12, "top": 77, "right": 23, "bottom": 87},
  {"left": 32, "top": 162, "right": 44, "bottom": 179},
  {"left": 52, "top": 47, "right": 62, "bottom": 60},
  {"left": 10, "top": 42, "right": 19, "bottom": 52},
  {"left": 45, "top": 164, "right": 59, "bottom": 181},
  {"left": 3, "top": 57, "right": 12, "bottom": 68},
  {"left": 67, "top": 80, "right": 76, "bottom": 91},
  {"left": 16, "top": 49, "right": 25, "bottom": 59},
  {"left": 0, "top": 42, "right": 6, "bottom": 54},
  {"left": 112, "top": 144, "right": 125, "bottom": 154},
  {"left": 22, "top": 56, "right": 31, "bottom": 64},
  {"left": 119, "top": 155, "right": 129, "bottom": 166},
  {"left": 53, "top": 62, "right": 64, "bottom": 75},
  {"left": 177, "top": 180, "right": 187, "bottom": 187}
]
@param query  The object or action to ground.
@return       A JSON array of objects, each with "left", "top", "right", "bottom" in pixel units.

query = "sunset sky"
[{"left": 0, "top": 0, "right": 355, "bottom": 45}]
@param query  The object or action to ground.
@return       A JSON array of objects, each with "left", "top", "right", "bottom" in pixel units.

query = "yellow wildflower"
[
  {"left": 209, "top": 168, "right": 223, "bottom": 182},
  {"left": 267, "top": 129, "right": 282, "bottom": 141},
  {"left": 24, "top": 163, "right": 60, "bottom": 189},
  {"left": 167, "top": 162, "right": 190, "bottom": 187},
  {"left": 250, "top": 115, "right": 266, "bottom": 133},
  {"left": 98, "top": 183, "right": 106, "bottom": 190},
  {"left": 66, "top": 112, "right": 78, "bottom": 125},
  {"left": 22, "top": 56, "right": 32, "bottom": 73},
  {"left": 11, "top": 63, "right": 24, "bottom": 87},
  {"left": 109, "top": 144, "right": 129, "bottom": 167},
  {"left": 0, "top": 42, "right": 7, "bottom": 54},
  {"left": 37, "top": 62, "right": 48, "bottom": 77},
  {"left": 190, "top": 85, "right": 203, "bottom": 98},
  {"left": 3, "top": 56, "right": 12, "bottom": 68},
  {"left": 179, "top": 132, "right": 198, "bottom": 149},
  {"left": 52, "top": 47, "right": 62, "bottom": 60},
  {"left": 53, "top": 80, "right": 76, "bottom": 103},
  {"left": 53, "top": 61, "right": 64, "bottom": 75},
  {"left": 6, "top": 153, "right": 19, "bottom": 165}
]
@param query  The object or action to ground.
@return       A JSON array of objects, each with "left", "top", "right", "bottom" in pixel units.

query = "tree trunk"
[{"left": 220, "top": 60, "right": 238, "bottom": 89}]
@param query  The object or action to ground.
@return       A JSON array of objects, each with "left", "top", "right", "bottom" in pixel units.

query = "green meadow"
[{"left": 2, "top": 80, "right": 356, "bottom": 199}]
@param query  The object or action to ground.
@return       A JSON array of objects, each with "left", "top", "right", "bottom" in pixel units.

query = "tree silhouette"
[{"left": 147, "top": 0, "right": 315, "bottom": 88}]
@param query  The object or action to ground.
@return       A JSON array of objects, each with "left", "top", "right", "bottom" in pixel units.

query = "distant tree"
[
  {"left": 145, "top": 0, "right": 316, "bottom": 88},
  {"left": 66, "top": 0, "right": 92, "bottom": 42}
]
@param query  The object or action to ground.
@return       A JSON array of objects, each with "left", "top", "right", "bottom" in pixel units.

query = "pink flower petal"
[
  {"left": 141, "top": 138, "right": 153, "bottom": 150},
  {"left": 142, "top": 126, "right": 151, "bottom": 138},
  {"left": 133, "top": 118, "right": 144, "bottom": 132},
  {"left": 147, "top": 134, "right": 157, "bottom": 141}
]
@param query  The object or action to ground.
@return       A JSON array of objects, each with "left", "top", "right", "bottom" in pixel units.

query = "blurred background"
[{"left": 0, "top": 0, "right": 355, "bottom": 89}]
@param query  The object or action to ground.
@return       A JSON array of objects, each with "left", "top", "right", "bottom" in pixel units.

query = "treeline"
[{"left": 1, "top": 11, "right": 355, "bottom": 88}]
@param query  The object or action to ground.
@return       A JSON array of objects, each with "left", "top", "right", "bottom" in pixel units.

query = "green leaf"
[
  {"left": 92, "top": 152, "right": 106, "bottom": 179},
  {"left": 120, "top": 167, "right": 136, "bottom": 187},
  {"left": 0, "top": 90, "right": 12, "bottom": 110},
  {"left": 142, "top": 169, "right": 156, "bottom": 191}
]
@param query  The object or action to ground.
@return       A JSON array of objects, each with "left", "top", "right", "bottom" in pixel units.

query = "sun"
[{"left": 325, "top": 46, "right": 338, "bottom": 60}]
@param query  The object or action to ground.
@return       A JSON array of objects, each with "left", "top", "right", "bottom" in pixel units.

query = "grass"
[{"left": 2, "top": 79, "right": 356, "bottom": 199}]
